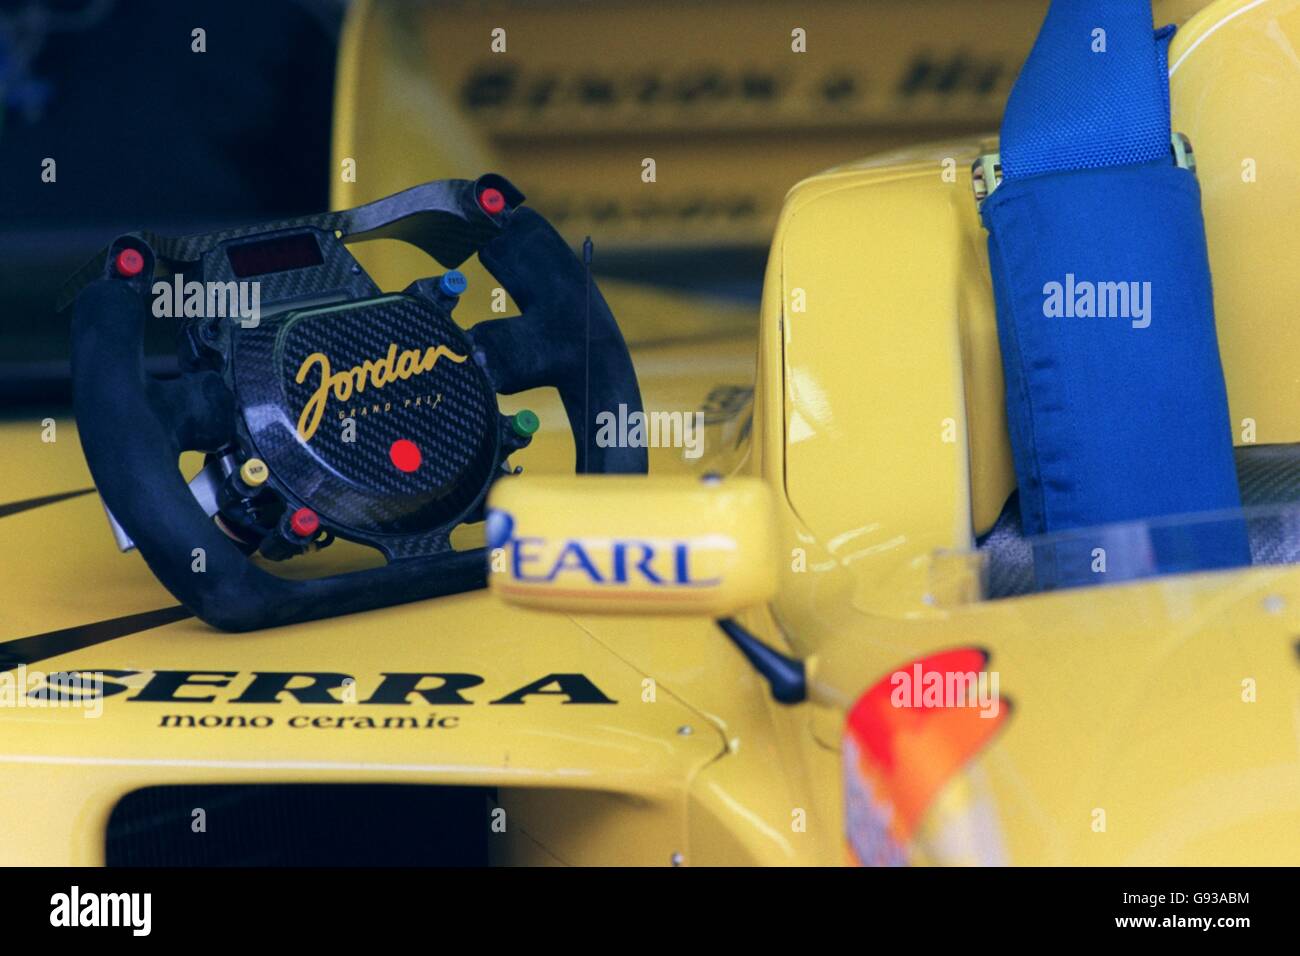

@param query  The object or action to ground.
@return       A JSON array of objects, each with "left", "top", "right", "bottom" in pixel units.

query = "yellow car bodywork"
[{"left": 2, "top": 0, "right": 1298, "bottom": 866}]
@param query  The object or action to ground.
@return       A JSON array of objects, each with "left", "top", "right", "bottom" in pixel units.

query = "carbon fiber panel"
[
  {"left": 979, "top": 445, "right": 1300, "bottom": 598},
  {"left": 235, "top": 294, "right": 499, "bottom": 538}
]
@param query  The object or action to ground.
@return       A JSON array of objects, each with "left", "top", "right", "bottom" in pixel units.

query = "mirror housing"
[{"left": 486, "top": 475, "right": 777, "bottom": 616}]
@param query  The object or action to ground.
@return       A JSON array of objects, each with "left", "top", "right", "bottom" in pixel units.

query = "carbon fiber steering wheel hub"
[{"left": 234, "top": 293, "right": 499, "bottom": 536}]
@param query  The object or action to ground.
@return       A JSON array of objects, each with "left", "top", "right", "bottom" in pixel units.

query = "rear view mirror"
[{"left": 486, "top": 475, "right": 777, "bottom": 617}]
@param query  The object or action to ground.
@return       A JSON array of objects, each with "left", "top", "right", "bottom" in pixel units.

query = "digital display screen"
[{"left": 226, "top": 233, "right": 324, "bottom": 278}]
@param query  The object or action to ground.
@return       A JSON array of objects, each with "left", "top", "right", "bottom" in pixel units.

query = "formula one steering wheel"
[{"left": 67, "top": 175, "right": 647, "bottom": 631}]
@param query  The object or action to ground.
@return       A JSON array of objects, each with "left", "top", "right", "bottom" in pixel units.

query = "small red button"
[
  {"left": 477, "top": 187, "right": 506, "bottom": 214},
  {"left": 390, "top": 439, "right": 422, "bottom": 472},
  {"left": 289, "top": 507, "right": 319, "bottom": 538},
  {"left": 114, "top": 248, "right": 145, "bottom": 277}
]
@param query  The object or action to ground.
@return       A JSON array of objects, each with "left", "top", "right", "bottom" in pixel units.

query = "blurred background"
[{"left": 0, "top": 0, "right": 1201, "bottom": 411}]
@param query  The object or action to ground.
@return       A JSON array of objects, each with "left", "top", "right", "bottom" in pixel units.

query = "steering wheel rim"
[{"left": 70, "top": 177, "right": 646, "bottom": 631}]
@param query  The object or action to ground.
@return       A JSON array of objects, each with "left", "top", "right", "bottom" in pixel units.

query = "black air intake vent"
[{"left": 106, "top": 785, "right": 492, "bottom": 866}]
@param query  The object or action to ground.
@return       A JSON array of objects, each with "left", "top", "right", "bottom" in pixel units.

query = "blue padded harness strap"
[
  {"left": 1002, "top": 2, "right": 1172, "bottom": 180},
  {"left": 981, "top": 0, "right": 1249, "bottom": 586}
]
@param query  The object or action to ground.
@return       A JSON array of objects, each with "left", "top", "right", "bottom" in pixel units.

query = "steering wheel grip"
[
  {"left": 469, "top": 208, "right": 649, "bottom": 474},
  {"left": 72, "top": 274, "right": 488, "bottom": 632}
]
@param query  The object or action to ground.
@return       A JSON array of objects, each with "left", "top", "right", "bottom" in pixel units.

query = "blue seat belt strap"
[
  {"left": 1001, "top": 2, "right": 1173, "bottom": 180},
  {"left": 980, "top": 0, "right": 1249, "bottom": 586}
]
